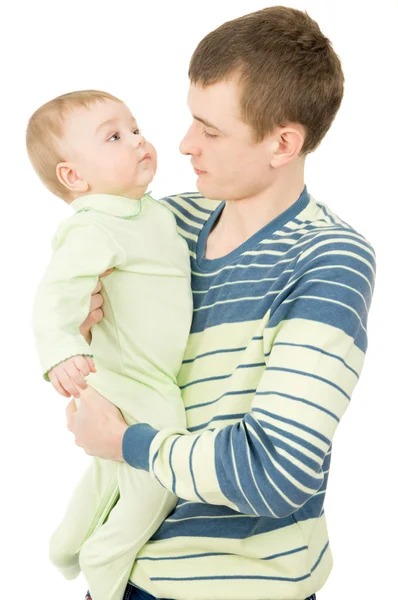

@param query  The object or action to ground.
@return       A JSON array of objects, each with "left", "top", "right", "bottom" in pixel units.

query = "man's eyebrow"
[
  {"left": 96, "top": 116, "right": 136, "bottom": 134},
  {"left": 193, "top": 115, "right": 221, "bottom": 131}
]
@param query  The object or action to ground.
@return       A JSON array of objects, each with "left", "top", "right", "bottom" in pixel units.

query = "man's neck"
[{"left": 205, "top": 169, "right": 305, "bottom": 260}]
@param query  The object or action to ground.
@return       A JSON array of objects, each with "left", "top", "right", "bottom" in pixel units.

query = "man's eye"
[
  {"left": 202, "top": 128, "right": 217, "bottom": 139},
  {"left": 108, "top": 132, "right": 121, "bottom": 142}
]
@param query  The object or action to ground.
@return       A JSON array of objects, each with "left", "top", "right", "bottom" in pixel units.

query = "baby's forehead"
[
  {"left": 62, "top": 100, "right": 135, "bottom": 137},
  {"left": 68, "top": 98, "right": 129, "bottom": 119}
]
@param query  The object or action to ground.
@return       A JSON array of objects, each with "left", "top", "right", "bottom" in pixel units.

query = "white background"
[{"left": 1, "top": 0, "right": 397, "bottom": 598}]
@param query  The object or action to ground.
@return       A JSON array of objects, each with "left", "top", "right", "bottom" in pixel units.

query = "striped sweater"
[{"left": 122, "top": 186, "right": 376, "bottom": 600}]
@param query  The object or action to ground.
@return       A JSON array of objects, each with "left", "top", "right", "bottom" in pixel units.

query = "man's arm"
[{"left": 121, "top": 236, "right": 376, "bottom": 517}]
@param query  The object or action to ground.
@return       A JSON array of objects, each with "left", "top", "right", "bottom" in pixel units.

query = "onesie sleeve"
[{"left": 32, "top": 216, "right": 125, "bottom": 380}]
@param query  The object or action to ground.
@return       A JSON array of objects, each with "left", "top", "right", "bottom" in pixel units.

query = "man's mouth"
[{"left": 192, "top": 164, "right": 206, "bottom": 175}]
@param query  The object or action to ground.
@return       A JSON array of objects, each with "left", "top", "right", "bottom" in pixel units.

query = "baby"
[{"left": 27, "top": 90, "right": 192, "bottom": 600}]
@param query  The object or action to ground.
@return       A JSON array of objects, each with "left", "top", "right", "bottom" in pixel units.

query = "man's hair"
[
  {"left": 189, "top": 6, "right": 344, "bottom": 154},
  {"left": 26, "top": 89, "right": 123, "bottom": 201}
]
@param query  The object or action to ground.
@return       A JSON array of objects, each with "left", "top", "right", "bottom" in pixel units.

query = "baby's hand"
[{"left": 48, "top": 356, "right": 96, "bottom": 398}]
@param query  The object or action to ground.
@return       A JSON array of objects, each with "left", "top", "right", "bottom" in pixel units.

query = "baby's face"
[{"left": 59, "top": 99, "right": 157, "bottom": 199}]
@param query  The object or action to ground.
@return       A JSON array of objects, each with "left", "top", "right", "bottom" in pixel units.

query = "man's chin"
[{"left": 196, "top": 180, "right": 224, "bottom": 201}]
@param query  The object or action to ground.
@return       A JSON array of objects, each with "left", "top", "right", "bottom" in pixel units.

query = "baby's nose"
[{"left": 133, "top": 132, "right": 146, "bottom": 147}]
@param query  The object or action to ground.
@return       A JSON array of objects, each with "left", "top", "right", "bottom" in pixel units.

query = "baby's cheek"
[
  {"left": 150, "top": 146, "right": 158, "bottom": 172},
  {"left": 113, "top": 155, "right": 135, "bottom": 177}
]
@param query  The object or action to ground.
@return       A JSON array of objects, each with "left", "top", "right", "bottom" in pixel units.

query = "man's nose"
[{"left": 179, "top": 125, "right": 200, "bottom": 156}]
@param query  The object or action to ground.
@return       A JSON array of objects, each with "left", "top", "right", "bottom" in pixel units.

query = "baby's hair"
[{"left": 26, "top": 89, "right": 123, "bottom": 201}]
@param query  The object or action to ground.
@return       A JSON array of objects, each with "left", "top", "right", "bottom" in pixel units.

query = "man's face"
[
  {"left": 179, "top": 78, "right": 277, "bottom": 201},
  {"left": 60, "top": 99, "right": 157, "bottom": 198}
]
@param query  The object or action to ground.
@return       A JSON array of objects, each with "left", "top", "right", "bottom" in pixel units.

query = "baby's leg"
[
  {"left": 49, "top": 456, "right": 119, "bottom": 579},
  {"left": 79, "top": 461, "right": 178, "bottom": 600}
]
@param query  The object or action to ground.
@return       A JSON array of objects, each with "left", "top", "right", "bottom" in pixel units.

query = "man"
[{"left": 68, "top": 7, "right": 376, "bottom": 600}]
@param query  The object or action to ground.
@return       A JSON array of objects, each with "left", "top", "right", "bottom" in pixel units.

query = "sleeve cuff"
[
  {"left": 42, "top": 350, "right": 94, "bottom": 381},
  {"left": 122, "top": 423, "right": 159, "bottom": 471}
]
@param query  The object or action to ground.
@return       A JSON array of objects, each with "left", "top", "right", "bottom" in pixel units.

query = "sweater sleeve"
[
  {"left": 32, "top": 216, "right": 125, "bottom": 380},
  {"left": 122, "top": 235, "right": 376, "bottom": 516}
]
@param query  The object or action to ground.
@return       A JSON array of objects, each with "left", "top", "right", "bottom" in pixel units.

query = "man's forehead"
[{"left": 187, "top": 80, "right": 242, "bottom": 125}]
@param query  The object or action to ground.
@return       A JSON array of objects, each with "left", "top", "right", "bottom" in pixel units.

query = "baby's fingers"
[
  {"left": 73, "top": 356, "right": 95, "bottom": 378},
  {"left": 57, "top": 368, "right": 82, "bottom": 399},
  {"left": 49, "top": 372, "right": 71, "bottom": 398},
  {"left": 86, "top": 357, "right": 96, "bottom": 373},
  {"left": 64, "top": 361, "right": 88, "bottom": 393}
]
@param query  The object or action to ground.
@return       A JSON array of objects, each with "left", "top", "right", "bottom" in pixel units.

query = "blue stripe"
[
  {"left": 151, "top": 509, "right": 321, "bottom": 541},
  {"left": 253, "top": 407, "right": 332, "bottom": 446},
  {"left": 186, "top": 389, "right": 257, "bottom": 412},
  {"left": 262, "top": 545, "right": 308, "bottom": 560},
  {"left": 180, "top": 373, "right": 231, "bottom": 390},
  {"left": 276, "top": 294, "right": 367, "bottom": 352},
  {"left": 264, "top": 366, "right": 351, "bottom": 402},
  {"left": 137, "top": 552, "right": 234, "bottom": 562},
  {"left": 183, "top": 198, "right": 214, "bottom": 215},
  {"left": 255, "top": 420, "right": 325, "bottom": 460},
  {"left": 267, "top": 435, "right": 322, "bottom": 472},
  {"left": 136, "top": 545, "right": 308, "bottom": 562},
  {"left": 169, "top": 503, "right": 245, "bottom": 519},
  {"left": 256, "top": 391, "right": 340, "bottom": 422},
  {"left": 189, "top": 413, "right": 246, "bottom": 433},
  {"left": 273, "top": 341, "right": 360, "bottom": 378},
  {"left": 182, "top": 346, "right": 246, "bottom": 365},
  {"left": 192, "top": 296, "right": 274, "bottom": 333},
  {"left": 191, "top": 272, "right": 292, "bottom": 293},
  {"left": 166, "top": 198, "right": 207, "bottom": 226},
  {"left": 169, "top": 437, "right": 179, "bottom": 495},
  {"left": 311, "top": 541, "right": 329, "bottom": 572},
  {"left": 316, "top": 203, "right": 338, "bottom": 224},
  {"left": 288, "top": 272, "right": 372, "bottom": 313},
  {"left": 152, "top": 573, "right": 311, "bottom": 582},
  {"left": 172, "top": 217, "right": 201, "bottom": 238},
  {"left": 167, "top": 499, "right": 324, "bottom": 525},
  {"left": 189, "top": 436, "right": 207, "bottom": 502},
  {"left": 323, "top": 450, "right": 332, "bottom": 471}
]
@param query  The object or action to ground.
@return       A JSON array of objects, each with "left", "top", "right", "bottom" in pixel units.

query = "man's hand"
[
  {"left": 65, "top": 385, "right": 128, "bottom": 461},
  {"left": 79, "top": 268, "right": 114, "bottom": 344},
  {"left": 48, "top": 355, "right": 96, "bottom": 399}
]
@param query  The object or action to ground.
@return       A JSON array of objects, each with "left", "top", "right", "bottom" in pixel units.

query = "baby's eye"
[
  {"left": 133, "top": 128, "right": 141, "bottom": 135},
  {"left": 108, "top": 132, "right": 121, "bottom": 142}
]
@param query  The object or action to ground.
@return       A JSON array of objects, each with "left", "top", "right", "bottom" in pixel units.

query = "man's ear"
[
  {"left": 270, "top": 124, "right": 306, "bottom": 168},
  {"left": 56, "top": 162, "right": 89, "bottom": 194}
]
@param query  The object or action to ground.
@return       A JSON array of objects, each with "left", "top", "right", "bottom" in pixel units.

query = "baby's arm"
[{"left": 33, "top": 215, "right": 125, "bottom": 387}]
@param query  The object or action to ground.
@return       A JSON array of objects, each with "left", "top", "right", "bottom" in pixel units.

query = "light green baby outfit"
[{"left": 32, "top": 193, "right": 192, "bottom": 600}]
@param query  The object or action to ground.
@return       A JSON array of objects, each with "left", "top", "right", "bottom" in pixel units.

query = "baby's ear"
[{"left": 56, "top": 162, "right": 89, "bottom": 194}]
